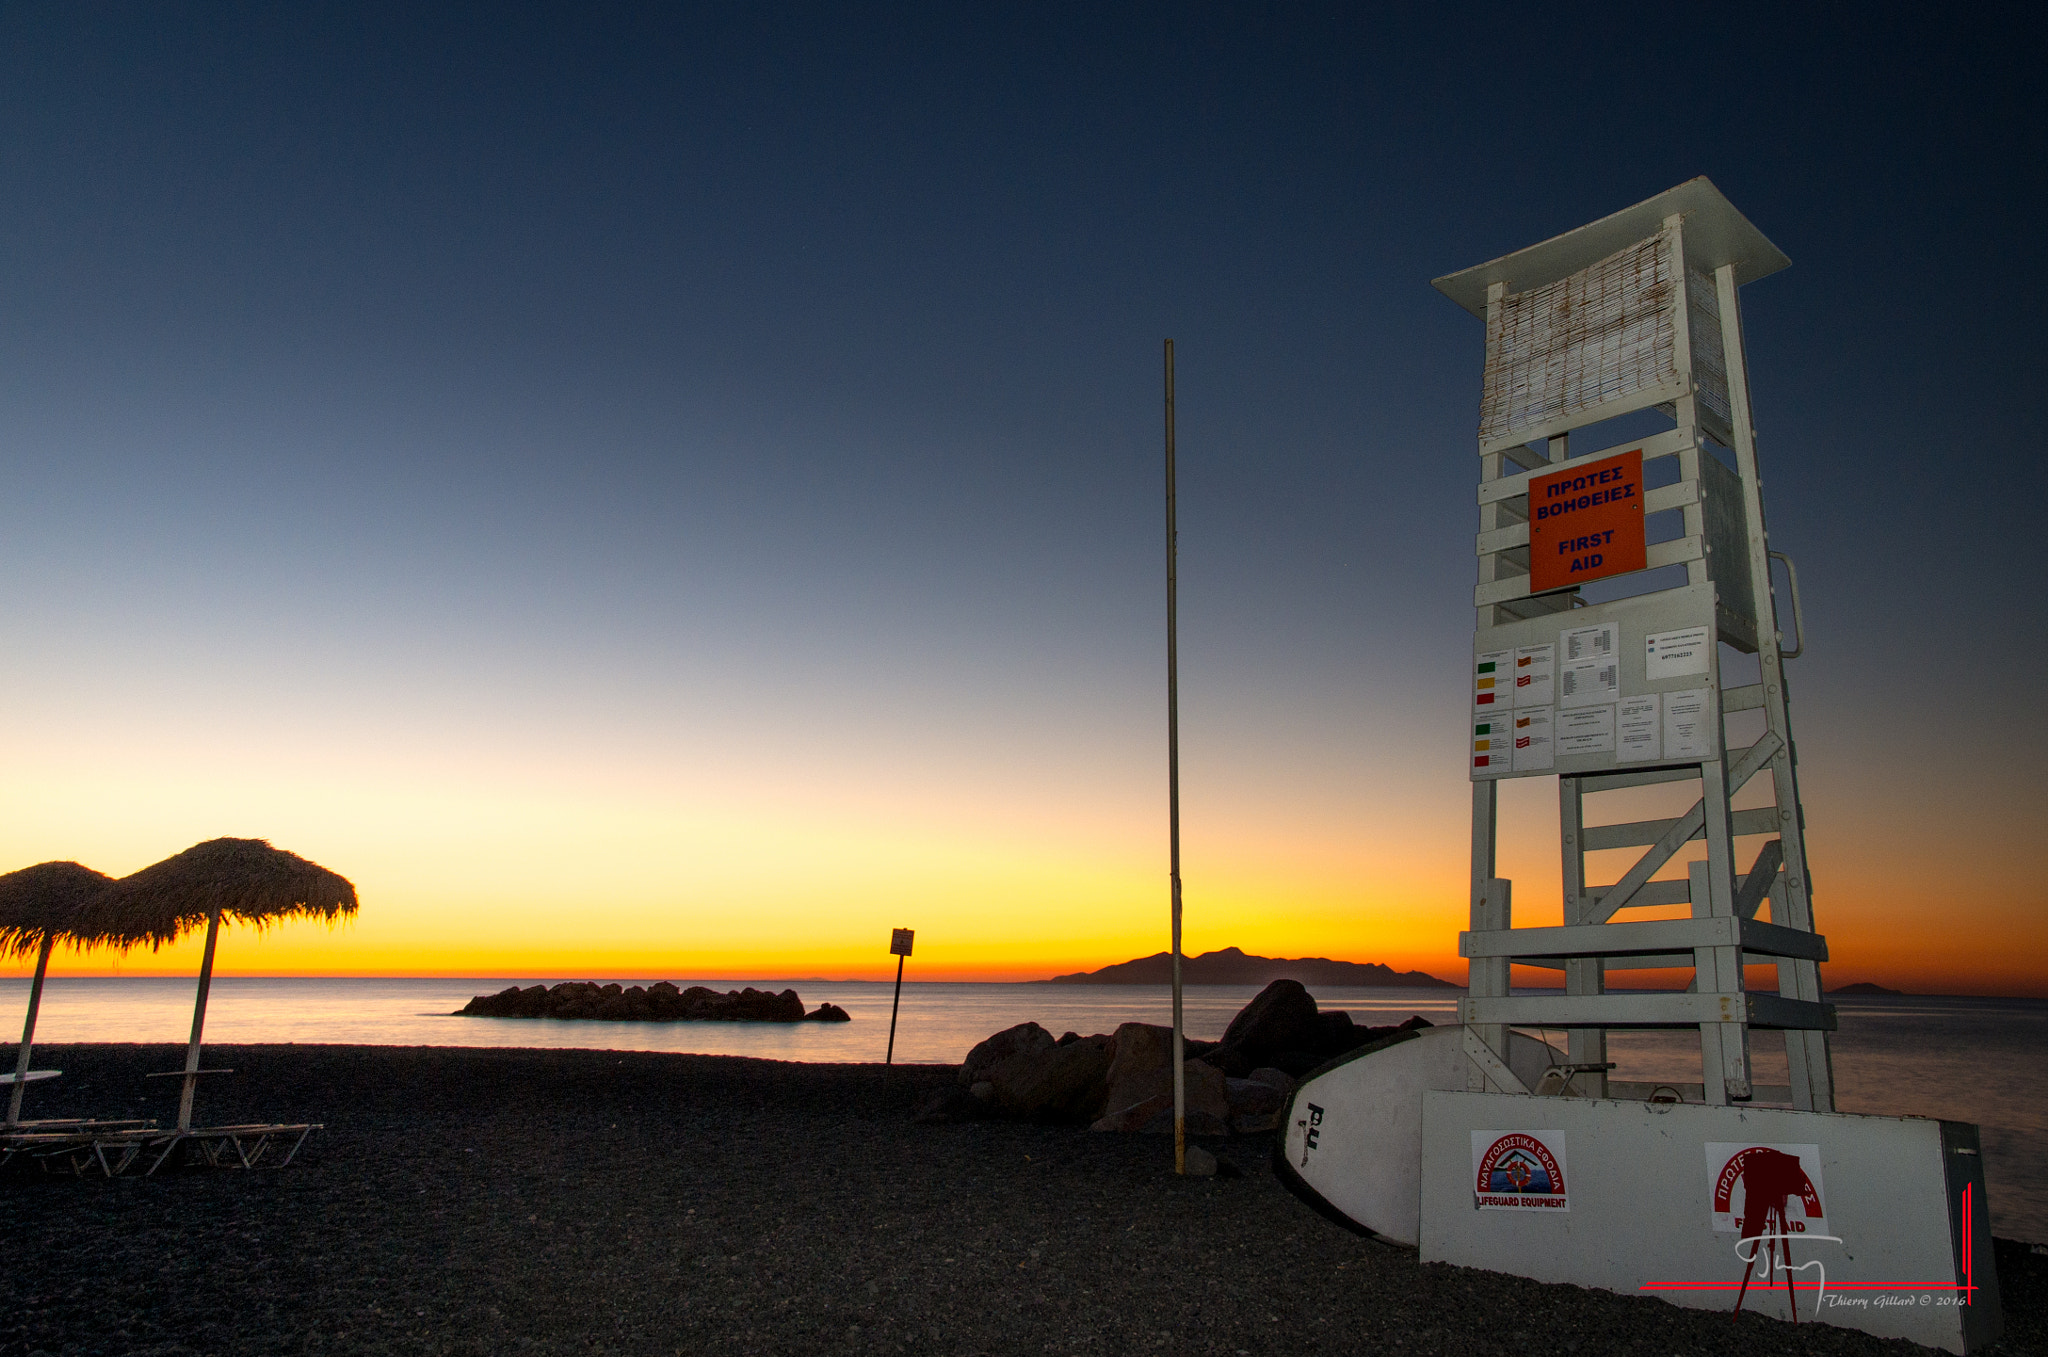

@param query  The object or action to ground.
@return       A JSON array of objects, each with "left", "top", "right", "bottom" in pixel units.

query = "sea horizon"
[{"left": 9, "top": 972, "right": 2035, "bottom": 1001}]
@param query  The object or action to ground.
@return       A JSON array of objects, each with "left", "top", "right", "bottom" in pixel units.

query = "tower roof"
[{"left": 1432, "top": 176, "right": 1790, "bottom": 318}]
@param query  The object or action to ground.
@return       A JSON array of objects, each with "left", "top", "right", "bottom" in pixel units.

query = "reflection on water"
[{"left": 5, "top": 978, "right": 2041, "bottom": 1241}]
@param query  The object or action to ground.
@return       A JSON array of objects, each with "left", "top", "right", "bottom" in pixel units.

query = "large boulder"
[
  {"left": 1315, "top": 1009, "right": 1362, "bottom": 1051},
  {"left": 1246, "top": 1067, "right": 1297, "bottom": 1095},
  {"left": 1225, "top": 1076, "right": 1286, "bottom": 1134},
  {"left": 1198, "top": 1044, "right": 1255, "bottom": 1078},
  {"left": 1091, "top": 1057, "right": 1229, "bottom": 1134},
  {"left": 1219, "top": 979, "right": 1322, "bottom": 1064},
  {"left": 1101, "top": 1022, "right": 1178, "bottom": 1115},
  {"left": 1263, "top": 1047, "right": 1334, "bottom": 1079},
  {"left": 958, "top": 1022, "right": 1056, "bottom": 1086},
  {"left": 987, "top": 1034, "right": 1117, "bottom": 1122}
]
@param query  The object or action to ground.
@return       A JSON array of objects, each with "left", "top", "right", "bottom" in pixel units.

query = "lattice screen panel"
[
  {"left": 1477, "top": 229, "right": 1678, "bottom": 446},
  {"left": 1687, "top": 266, "right": 1731, "bottom": 435}
]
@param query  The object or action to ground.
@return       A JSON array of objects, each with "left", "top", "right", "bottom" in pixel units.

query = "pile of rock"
[
  {"left": 457, "top": 981, "right": 851, "bottom": 1023},
  {"left": 914, "top": 979, "right": 1430, "bottom": 1134}
]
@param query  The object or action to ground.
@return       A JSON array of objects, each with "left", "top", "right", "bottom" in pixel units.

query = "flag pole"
[{"left": 1165, "top": 339, "right": 1185, "bottom": 1175}]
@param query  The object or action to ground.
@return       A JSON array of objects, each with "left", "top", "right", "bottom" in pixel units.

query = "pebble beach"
[{"left": 5, "top": 1043, "right": 2041, "bottom": 1356}]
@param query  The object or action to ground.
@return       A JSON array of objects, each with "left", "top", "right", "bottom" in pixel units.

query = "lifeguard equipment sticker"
[
  {"left": 1528, "top": 449, "right": 1646, "bottom": 593},
  {"left": 1472, "top": 1130, "right": 1569, "bottom": 1211},
  {"left": 1705, "top": 1143, "right": 1824, "bottom": 1233}
]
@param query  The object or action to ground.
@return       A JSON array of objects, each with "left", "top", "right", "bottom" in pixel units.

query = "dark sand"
[{"left": 5, "top": 1044, "right": 2039, "bottom": 1357}]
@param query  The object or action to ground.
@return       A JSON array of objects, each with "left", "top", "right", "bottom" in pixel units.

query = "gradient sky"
[{"left": 1, "top": 4, "right": 2041, "bottom": 992}]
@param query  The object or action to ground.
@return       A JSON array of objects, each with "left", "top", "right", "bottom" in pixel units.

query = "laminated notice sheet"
[
  {"left": 1645, "top": 625, "right": 1712, "bottom": 680},
  {"left": 1555, "top": 705, "right": 1616, "bottom": 756},
  {"left": 1512, "top": 707, "right": 1554, "bottom": 772},
  {"left": 1513, "top": 644, "right": 1555, "bottom": 708},
  {"left": 1663, "top": 688, "right": 1714, "bottom": 760},
  {"left": 1560, "top": 623, "right": 1617, "bottom": 663},
  {"left": 1475, "top": 649, "right": 1510, "bottom": 712},
  {"left": 1558, "top": 656, "right": 1619, "bottom": 709},
  {"left": 1617, "top": 694, "right": 1662, "bottom": 762}
]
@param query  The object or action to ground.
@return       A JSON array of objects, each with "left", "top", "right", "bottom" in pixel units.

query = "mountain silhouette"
[{"left": 1047, "top": 946, "right": 1455, "bottom": 987}]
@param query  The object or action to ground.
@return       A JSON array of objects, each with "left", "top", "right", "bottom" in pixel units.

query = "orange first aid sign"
[{"left": 1528, "top": 449, "right": 1647, "bottom": 593}]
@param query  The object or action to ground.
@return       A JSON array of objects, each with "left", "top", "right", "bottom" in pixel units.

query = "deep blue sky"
[{"left": 1, "top": 3, "right": 2041, "bottom": 982}]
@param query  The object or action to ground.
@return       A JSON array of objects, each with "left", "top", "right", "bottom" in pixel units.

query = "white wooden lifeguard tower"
[
  {"left": 1434, "top": 176, "right": 1831, "bottom": 1111},
  {"left": 1276, "top": 180, "right": 2001, "bottom": 1352}
]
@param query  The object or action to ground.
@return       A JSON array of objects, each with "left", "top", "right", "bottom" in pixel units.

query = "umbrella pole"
[
  {"left": 178, "top": 904, "right": 224, "bottom": 1132},
  {"left": 8, "top": 930, "right": 55, "bottom": 1126}
]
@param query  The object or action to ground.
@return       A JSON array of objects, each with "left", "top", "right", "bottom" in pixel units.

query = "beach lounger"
[
  {"left": 12, "top": 1129, "right": 154, "bottom": 1178},
  {"left": 0, "top": 1120, "right": 158, "bottom": 1173},
  {"left": 132, "top": 1122, "right": 322, "bottom": 1175},
  {"left": 20, "top": 1122, "right": 320, "bottom": 1177}
]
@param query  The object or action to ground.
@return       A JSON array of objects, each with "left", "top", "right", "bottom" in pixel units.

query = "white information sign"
[
  {"left": 1512, "top": 707, "right": 1553, "bottom": 772},
  {"left": 1560, "top": 623, "right": 1616, "bottom": 662},
  {"left": 1513, "top": 644, "right": 1555, "bottom": 708},
  {"left": 1555, "top": 705, "right": 1615, "bottom": 756},
  {"left": 1664, "top": 688, "right": 1714, "bottom": 760},
  {"left": 1558, "top": 657, "right": 1618, "bottom": 709},
  {"left": 1646, "top": 625, "right": 1713, "bottom": 680},
  {"left": 1616, "top": 694, "right": 1662, "bottom": 762}
]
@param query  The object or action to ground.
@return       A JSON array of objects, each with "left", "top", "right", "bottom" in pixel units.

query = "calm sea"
[{"left": 7, "top": 977, "right": 2043, "bottom": 1243}]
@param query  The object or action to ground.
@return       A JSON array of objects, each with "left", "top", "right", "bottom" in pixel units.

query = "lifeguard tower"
[
  {"left": 1276, "top": 180, "right": 2001, "bottom": 1352},
  {"left": 1435, "top": 176, "right": 1830, "bottom": 1111}
]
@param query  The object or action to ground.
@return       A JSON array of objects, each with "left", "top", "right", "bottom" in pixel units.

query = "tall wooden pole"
[{"left": 1165, "top": 339, "right": 1186, "bottom": 1174}]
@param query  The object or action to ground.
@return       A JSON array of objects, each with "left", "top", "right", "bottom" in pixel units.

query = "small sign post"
[{"left": 885, "top": 928, "right": 914, "bottom": 1065}]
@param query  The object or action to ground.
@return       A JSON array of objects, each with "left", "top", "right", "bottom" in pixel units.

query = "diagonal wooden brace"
[
  {"left": 1735, "top": 839, "right": 1785, "bottom": 922},
  {"left": 1595, "top": 733, "right": 1783, "bottom": 922}
]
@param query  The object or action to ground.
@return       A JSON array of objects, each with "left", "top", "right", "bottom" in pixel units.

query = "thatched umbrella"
[
  {"left": 77, "top": 838, "right": 357, "bottom": 1131},
  {"left": 0, "top": 861, "right": 116, "bottom": 1125}
]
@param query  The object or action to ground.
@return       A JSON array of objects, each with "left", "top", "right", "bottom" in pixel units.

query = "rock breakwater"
[{"left": 457, "top": 981, "right": 851, "bottom": 1023}]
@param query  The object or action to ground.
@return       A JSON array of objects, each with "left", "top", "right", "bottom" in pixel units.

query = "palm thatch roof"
[
  {"left": 69, "top": 838, "right": 358, "bottom": 951},
  {"left": 0, "top": 861, "right": 116, "bottom": 960}
]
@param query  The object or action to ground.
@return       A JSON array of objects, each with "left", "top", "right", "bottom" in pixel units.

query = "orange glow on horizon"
[{"left": 1, "top": 685, "right": 2039, "bottom": 999}]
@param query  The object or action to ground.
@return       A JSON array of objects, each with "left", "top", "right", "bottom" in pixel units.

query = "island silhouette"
[{"left": 1046, "top": 946, "right": 1455, "bottom": 987}]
